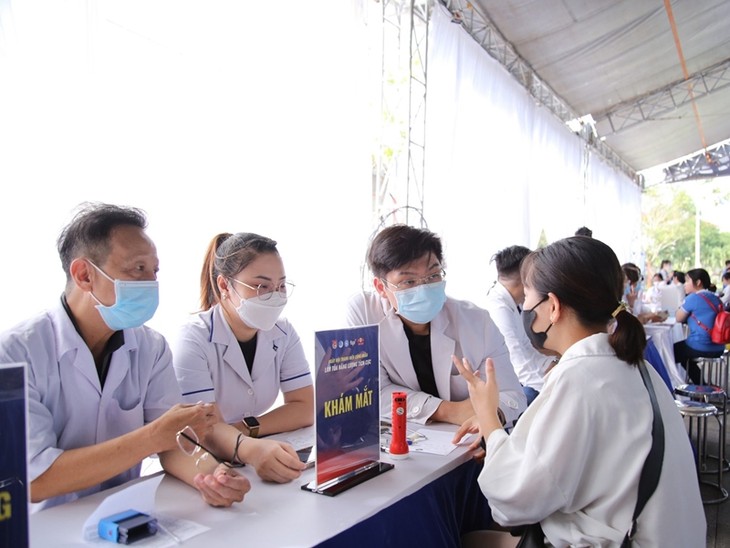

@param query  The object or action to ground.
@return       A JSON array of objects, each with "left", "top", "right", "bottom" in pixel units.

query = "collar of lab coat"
[
  {"left": 51, "top": 301, "right": 143, "bottom": 396},
  {"left": 377, "top": 294, "right": 457, "bottom": 400},
  {"left": 209, "top": 304, "right": 286, "bottom": 386}
]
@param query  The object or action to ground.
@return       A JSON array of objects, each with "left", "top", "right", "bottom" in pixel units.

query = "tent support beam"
[{"left": 439, "top": 0, "right": 641, "bottom": 186}]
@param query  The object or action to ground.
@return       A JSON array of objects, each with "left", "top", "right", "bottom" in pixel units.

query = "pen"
[{"left": 157, "top": 521, "right": 183, "bottom": 545}]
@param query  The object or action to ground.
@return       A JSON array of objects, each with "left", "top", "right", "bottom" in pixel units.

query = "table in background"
[
  {"left": 30, "top": 424, "right": 491, "bottom": 547},
  {"left": 644, "top": 320, "right": 686, "bottom": 388}
]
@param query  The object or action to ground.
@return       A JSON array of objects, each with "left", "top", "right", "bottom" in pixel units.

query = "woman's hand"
[
  {"left": 452, "top": 415, "right": 486, "bottom": 460},
  {"left": 452, "top": 355, "right": 504, "bottom": 441},
  {"left": 626, "top": 284, "right": 638, "bottom": 309}
]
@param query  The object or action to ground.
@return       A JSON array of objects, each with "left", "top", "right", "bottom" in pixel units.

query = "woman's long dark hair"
[
  {"left": 686, "top": 268, "right": 715, "bottom": 292},
  {"left": 199, "top": 232, "right": 279, "bottom": 310},
  {"left": 521, "top": 237, "right": 646, "bottom": 366}
]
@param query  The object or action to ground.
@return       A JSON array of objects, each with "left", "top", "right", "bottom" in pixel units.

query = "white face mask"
[{"left": 233, "top": 291, "right": 287, "bottom": 331}]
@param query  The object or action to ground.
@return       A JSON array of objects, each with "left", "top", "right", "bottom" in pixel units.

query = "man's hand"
[
  {"left": 150, "top": 403, "right": 217, "bottom": 452},
  {"left": 241, "top": 439, "right": 306, "bottom": 483},
  {"left": 193, "top": 464, "right": 251, "bottom": 507}
]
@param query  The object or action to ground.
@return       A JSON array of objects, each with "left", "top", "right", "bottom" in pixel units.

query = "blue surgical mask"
[
  {"left": 89, "top": 262, "right": 159, "bottom": 330},
  {"left": 522, "top": 296, "right": 552, "bottom": 350},
  {"left": 393, "top": 281, "right": 447, "bottom": 324}
]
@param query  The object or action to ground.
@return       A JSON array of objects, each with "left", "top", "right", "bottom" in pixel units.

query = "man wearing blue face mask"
[
  {"left": 346, "top": 225, "right": 526, "bottom": 427},
  {"left": 0, "top": 202, "right": 257, "bottom": 511}
]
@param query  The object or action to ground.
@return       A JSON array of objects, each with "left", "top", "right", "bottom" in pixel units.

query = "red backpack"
[{"left": 692, "top": 292, "right": 730, "bottom": 345}]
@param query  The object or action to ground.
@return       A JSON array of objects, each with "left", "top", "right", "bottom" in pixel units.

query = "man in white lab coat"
[
  {"left": 0, "top": 203, "right": 303, "bottom": 511},
  {"left": 346, "top": 225, "right": 525, "bottom": 428},
  {"left": 485, "top": 246, "right": 556, "bottom": 406}
]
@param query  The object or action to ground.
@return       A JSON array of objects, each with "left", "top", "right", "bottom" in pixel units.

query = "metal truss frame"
[
  {"left": 662, "top": 139, "right": 730, "bottom": 183},
  {"left": 438, "top": 0, "right": 641, "bottom": 186},
  {"left": 595, "top": 58, "right": 730, "bottom": 136},
  {"left": 372, "top": 0, "right": 430, "bottom": 230}
]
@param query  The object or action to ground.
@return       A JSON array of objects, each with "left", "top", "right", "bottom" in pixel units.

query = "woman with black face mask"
[{"left": 453, "top": 236, "right": 705, "bottom": 547}]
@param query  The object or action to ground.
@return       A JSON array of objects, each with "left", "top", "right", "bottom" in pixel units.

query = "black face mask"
[{"left": 522, "top": 296, "right": 553, "bottom": 350}]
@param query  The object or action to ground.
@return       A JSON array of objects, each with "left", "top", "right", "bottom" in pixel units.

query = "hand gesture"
[
  {"left": 452, "top": 415, "right": 486, "bottom": 461},
  {"left": 452, "top": 356, "right": 502, "bottom": 439},
  {"left": 193, "top": 464, "right": 251, "bottom": 507},
  {"left": 151, "top": 403, "right": 217, "bottom": 452},
  {"left": 316, "top": 346, "right": 364, "bottom": 405},
  {"left": 626, "top": 284, "right": 638, "bottom": 309}
]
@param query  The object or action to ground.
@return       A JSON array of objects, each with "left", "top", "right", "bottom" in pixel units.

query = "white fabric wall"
[
  {"left": 0, "top": 1, "right": 643, "bottom": 351},
  {"left": 0, "top": 0, "right": 371, "bottom": 363},
  {"left": 424, "top": 5, "right": 641, "bottom": 306}
]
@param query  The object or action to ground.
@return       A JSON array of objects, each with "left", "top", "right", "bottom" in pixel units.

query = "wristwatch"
[{"left": 242, "top": 416, "right": 260, "bottom": 438}]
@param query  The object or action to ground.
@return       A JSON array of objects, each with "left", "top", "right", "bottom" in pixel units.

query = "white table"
[
  {"left": 644, "top": 320, "right": 686, "bottom": 388},
  {"left": 30, "top": 423, "right": 487, "bottom": 547}
]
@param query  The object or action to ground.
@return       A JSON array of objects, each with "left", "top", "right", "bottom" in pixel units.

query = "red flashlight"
[{"left": 389, "top": 391, "right": 409, "bottom": 459}]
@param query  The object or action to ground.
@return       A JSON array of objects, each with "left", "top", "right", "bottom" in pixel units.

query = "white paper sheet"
[
  {"left": 82, "top": 475, "right": 163, "bottom": 541},
  {"left": 81, "top": 475, "right": 210, "bottom": 545},
  {"left": 408, "top": 428, "right": 474, "bottom": 455}
]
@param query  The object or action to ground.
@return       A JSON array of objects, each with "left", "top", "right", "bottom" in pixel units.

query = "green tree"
[{"left": 642, "top": 182, "right": 730, "bottom": 280}]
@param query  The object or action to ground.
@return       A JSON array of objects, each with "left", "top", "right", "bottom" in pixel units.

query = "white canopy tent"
[
  {"left": 0, "top": 0, "right": 682, "bottom": 345},
  {"left": 446, "top": 0, "right": 730, "bottom": 177}
]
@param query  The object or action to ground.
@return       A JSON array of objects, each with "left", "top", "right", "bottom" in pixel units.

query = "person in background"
[
  {"left": 574, "top": 226, "right": 592, "bottom": 237},
  {"left": 622, "top": 263, "right": 668, "bottom": 324},
  {"left": 172, "top": 233, "right": 313, "bottom": 441},
  {"left": 0, "top": 203, "right": 251, "bottom": 511},
  {"left": 674, "top": 268, "right": 726, "bottom": 384},
  {"left": 454, "top": 236, "right": 705, "bottom": 547},
  {"left": 659, "top": 259, "right": 673, "bottom": 284},
  {"left": 718, "top": 271, "right": 730, "bottom": 307},
  {"left": 486, "top": 245, "right": 556, "bottom": 406},
  {"left": 721, "top": 259, "right": 730, "bottom": 278},
  {"left": 345, "top": 224, "right": 526, "bottom": 428},
  {"left": 621, "top": 262, "right": 644, "bottom": 316},
  {"left": 673, "top": 270, "right": 686, "bottom": 300}
]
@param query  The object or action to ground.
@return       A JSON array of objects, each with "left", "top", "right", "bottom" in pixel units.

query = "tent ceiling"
[{"left": 466, "top": 0, "right": 730, "bottom": 173}]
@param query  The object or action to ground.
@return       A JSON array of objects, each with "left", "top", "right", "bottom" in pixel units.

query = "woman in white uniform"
[
  {"left": 454, "top": 236, "right": 705, "bottom": 547},
  {"left": 173, "top": 232, "right": 313, "bottom": 438}
]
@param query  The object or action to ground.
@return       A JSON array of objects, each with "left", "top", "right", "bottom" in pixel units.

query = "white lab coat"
[
  {"left": 485, "top": 282, "right": 553, "bottom": 392},
  {"left": 0, "top": 301, "right": 182, "bottom": 511},
  {"left": 171, "top": 305, "right": 312, "bottom": 424},
  {"left": 345, "top": 292, "right": 526, "bottom": 425},
  {"left": 479, "top": 333, "right": 706, "bottom": 547}
]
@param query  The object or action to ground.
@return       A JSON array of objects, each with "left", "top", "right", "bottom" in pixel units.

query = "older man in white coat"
[
  {"left": 0, "top": 203, "right": 302, "bottom": 511},
  {"left": 346, "top": 225, "right": 525, "bottom": 428}
]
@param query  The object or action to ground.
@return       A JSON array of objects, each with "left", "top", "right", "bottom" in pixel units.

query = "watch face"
[{"left": 244, "top": 416, "right": 260, "bottom": 428}]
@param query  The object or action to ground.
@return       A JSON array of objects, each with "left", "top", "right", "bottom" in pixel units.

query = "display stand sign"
[
  {"left": 302, "top": 325, "right": 393, "bottom": 496},
  {"left": 0, "top": 363, "right": 29, "bottom": 548}
]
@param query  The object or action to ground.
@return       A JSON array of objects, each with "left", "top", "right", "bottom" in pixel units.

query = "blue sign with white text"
[
  {"left": 0, "top": 363, "right": 29, "bottom": 548},
  {"left": 314, "top": 325, "right": 380, "bottom": 485}
]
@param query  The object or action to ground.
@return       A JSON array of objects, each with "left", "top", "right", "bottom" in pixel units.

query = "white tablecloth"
[
  {"left": 30, "top": 423, "right": 479, "bottom": 547},
  {"left": 644, "top": 321, "right": 686, "bottom": 388}
]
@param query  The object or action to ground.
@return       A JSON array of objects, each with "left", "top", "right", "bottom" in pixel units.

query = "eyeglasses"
[
  {"left": 381, "top": 269, "right": 445, "bottom": 292},
  {"left": 176, "top": 426, "right": 244, "bottom": 469},
  {"left": 230, "top": 278, "right": 295, "bottom": 300}
]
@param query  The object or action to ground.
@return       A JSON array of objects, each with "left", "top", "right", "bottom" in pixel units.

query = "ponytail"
[
  {"left": 608, "top": 308, "right": 646, "bottom": 366},
  {"left": 199, "top": 233, "right": 232, "bottom": 311}
]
